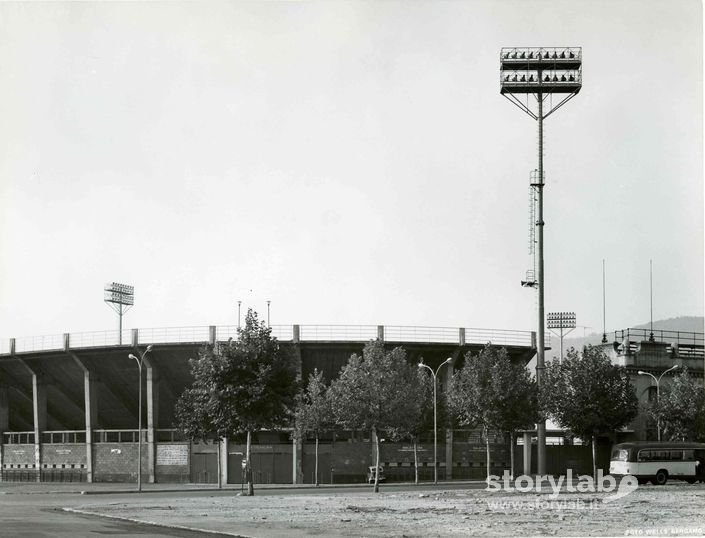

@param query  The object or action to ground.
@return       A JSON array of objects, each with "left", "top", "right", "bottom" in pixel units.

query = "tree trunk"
[
  {"left": 485, "top": 425, "right": 491, "bottom": 484},
  {"left": 373, "top": 426, "right": 380, "bottom": 493},
  {"left": 591, "top": 434, "right": 597, "bottom": 480},
  {"left": 413, "top": 437, "right": 419, "bottom": 484},
  {"left": 509, "top": 431, "right": 515, "bottom": 480},
  {"left": 246, "top": 430, "right": 254, "bottom": 496},
  {"left": 315, "top": 434, "right": 319, "bottom": 487}
]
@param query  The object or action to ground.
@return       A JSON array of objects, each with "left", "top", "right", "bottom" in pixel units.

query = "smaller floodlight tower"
[
  {"left": 547, "top": 311, "right": 576, "bottom": 363},
  {"left": 104, "top": 282, "right": 134, "bottom": 344},
  {"left": 500, "top": 47, "right": 582, "bottom": 476}
]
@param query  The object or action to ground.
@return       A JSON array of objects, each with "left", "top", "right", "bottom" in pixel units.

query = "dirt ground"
[{"left": 66, "top": 483, "right": 705, "bottom": 538}]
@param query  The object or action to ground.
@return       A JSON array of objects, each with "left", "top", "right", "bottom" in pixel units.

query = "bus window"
[
  {"left": 670, "top": 450, "right": 684, "bottom": 461},
  {"left": 612, "top": 449, "right": 629, "bottom": 462},
  {"left": 684, "top": 450, "right": 695, "bottom": 461},
  {"left": 638, "top": 450, "right": 652, "bottom": 462}
]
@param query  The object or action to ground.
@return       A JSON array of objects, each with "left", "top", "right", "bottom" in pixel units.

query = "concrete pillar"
[
  {"left": 146, "top": 362, "right": 159, "bottom": 483},
  {"left": 292, "top": 343, "right": 304, "bottom": 484},
  {"left": 0, "top": 387, "right": 8, "bottom": 432},
  {"left": 0, "top": 387, "right": 7, "bottom": 477},
  {"left": 132, "top": 329, "right": 139, "bottom": 348},
  {"left": 523, "top": 432, "right": 532, "bottom": 475},
  {"left": 32, "top": 374, "right": 47, "bottom": 482},
  {"left": 377, "top": 325, "right": 384, "bottom": 341},
  {"left": 72, "top": 354, "right": 97, "bottom": 483},
  {"left": 293, "top": 436, "right": 303, "bottom": 484},
  {"left": 221, "top": 437, "right": 229, "bottom": 486},
  {"left": 209, "top": 326, "right": 216, "bottom": 346},
  {"left": 83, "top": 372, "right": 98, "bottom": 482},
  {"left": 459, "top": 327, "right": 466, "bottom": 347}
]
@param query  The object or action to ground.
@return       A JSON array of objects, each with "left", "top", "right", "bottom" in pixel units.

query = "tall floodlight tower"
[
  {"left": 500, "top": 47, "right": 582, "bottom": 475},
  {"left": 104, "top": 282, "right": 134, "bottom": 345}
]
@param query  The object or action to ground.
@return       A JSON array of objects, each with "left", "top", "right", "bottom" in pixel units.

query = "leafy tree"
[
  {"left": 294, "top": 368, "right": 334, "bottom": 486},
  {"left": 650, "top": 368, "right": 705, "bottom": 442},
  {"left": 541, "top": 345, "right": 638, "bottom": 478},
  {"left": 447, "top": 345, "right": 538, "bottom": 482},
  {"left": 391, "top": 364, "right": 434, "bottom": 483},
  {"left": 174, "top": 309, "right": 299, "bottom": 495},
  {"left": 327, "top": 340, "right": 418, "bottom": 492}
]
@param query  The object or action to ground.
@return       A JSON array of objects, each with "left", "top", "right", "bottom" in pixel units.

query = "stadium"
[{"left": 0, "top": 323, "right": 542, "bottom": 485}]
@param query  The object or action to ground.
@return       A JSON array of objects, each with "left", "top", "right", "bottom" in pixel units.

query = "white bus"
[{"left": 609, "top": 441, "right": 705, "bottom": 485}]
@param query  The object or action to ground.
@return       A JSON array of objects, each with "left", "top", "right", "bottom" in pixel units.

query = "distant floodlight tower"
[
  {"left": 104, "top": 282, "right": 134, "bottom": 344},
  {"left": 547, "top": 311, "right": 576, "bottom": 364},
  {"left": 500, "top": 46, "right": 582, "bottom": 476}
]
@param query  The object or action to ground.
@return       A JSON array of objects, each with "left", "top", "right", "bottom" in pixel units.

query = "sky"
[{"left": 0, "top": 0, "right": 702, "bottom": 340}]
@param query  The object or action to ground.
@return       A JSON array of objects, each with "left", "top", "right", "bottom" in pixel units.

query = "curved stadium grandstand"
[{"left": 0, "top": 323, "right": 542, "bottom": 484}]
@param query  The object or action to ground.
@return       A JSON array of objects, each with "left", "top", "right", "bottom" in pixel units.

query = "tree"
[
  {"left": 447, "top": 345, "right": 538, "bottom": 482},
  {"left": 327, "top": 340, "right": 418, "bottom": 492},
  {"left": 294, "top": 368, "right": 334, "bottom": 486},
  {"left": 174, "top": 309, "right": 299, "bottom": 495},
  {"left": 650, "top": 368, "right": 705, "bottom": 442},
  {"left": 390, "top": 365, "right": 434, "bottom": 484},
  {"left": 541, "top": 345, "right": 638, "bottom": 478}
]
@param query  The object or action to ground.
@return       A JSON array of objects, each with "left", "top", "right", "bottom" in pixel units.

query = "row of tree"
[{"left": 174, "top": 310, "right": 705, "bottom": 495}]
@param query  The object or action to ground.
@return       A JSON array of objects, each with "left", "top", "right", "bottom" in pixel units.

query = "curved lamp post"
[
  {"left": 638, "top": 364, "right": 679, "bottom": 441},
  {"left": 128, "top": 344, "right": 153, "bottom": 491},
  {"left": 418, "top": 358, "right": 452, "bottom": 484}
]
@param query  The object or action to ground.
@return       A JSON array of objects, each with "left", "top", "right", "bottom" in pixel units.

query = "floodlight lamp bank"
[{"left": 104, "top": 282, "right": 134, "bottom": 294}]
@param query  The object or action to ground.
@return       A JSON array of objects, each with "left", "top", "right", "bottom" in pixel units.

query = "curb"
[{"left": 62, "top": 507, "right": 251, "bottom": 538}]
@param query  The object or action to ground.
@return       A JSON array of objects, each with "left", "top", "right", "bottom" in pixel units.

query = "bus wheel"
[{"left": 655, "top": 470, "right": 668, "bottom": 485}]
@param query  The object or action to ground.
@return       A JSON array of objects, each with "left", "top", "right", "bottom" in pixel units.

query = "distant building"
[{"left": 605, "top": 328, "right": 704, "bottom": 441}]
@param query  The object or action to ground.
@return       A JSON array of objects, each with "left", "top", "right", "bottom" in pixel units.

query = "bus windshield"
[{"left": 611, "top": 448, "right": 629, "bottom": 461}]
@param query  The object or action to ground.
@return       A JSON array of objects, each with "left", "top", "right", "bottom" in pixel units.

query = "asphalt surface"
[{"left": 0, "top": 481, "right": 487, "bottom": 537}]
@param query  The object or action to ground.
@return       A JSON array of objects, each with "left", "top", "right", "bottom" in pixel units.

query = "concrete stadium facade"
[{"left": 0, "top": 324, "right": 541, "bottom": 484}]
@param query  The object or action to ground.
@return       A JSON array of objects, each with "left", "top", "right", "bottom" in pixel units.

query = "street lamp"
[
  {"left": 418, "top": 358, "right": 452, "bottom": 484},
  {"left": 128, "top": 344, "right": 153, "bottom": 492},
  {"left": 638, "top": 364, "right": 680, "bottom": 441}
]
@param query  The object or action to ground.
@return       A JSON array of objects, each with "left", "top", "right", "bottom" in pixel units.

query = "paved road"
[{"left": 0, "top": 482, "right": 487, "bottom": 537}]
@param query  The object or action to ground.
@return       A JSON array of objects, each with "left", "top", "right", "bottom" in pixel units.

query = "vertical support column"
[
  {"left": 0, "top": 386, "right": 8, "bottom": 478},
  {"left": 0, "top": 386, "right": 8, "bottom": 432},
  {"left": 459, "top": 328, "right": 466, "bottom": 347},
  {"left": 291, "top": 342, "right": 303, "bottom": 484},
  {"left": 83, "top": 373, "right": 98, "bottom": 482},
  {"left": 146, "top": 362, "right": 159, "bottom": 483},
  {"left": 377, "top": 325, "right": 384, "bottom": 341},
  {"left": 221, "top": 437, "right": 229, "bottom": 486},
  {"left": 32, "top": 374, "right": 47, "bottom": 482},
  {"left": 523, "top": 432, "right": 532, "bottom": 475},
  {"left": 209, "top": 326, "right": 216, "bottom": 346},
  {"left": 536, "top": 90, "right": 546, "bottom": 477},
  {"left": 72, "top": 354, "right": 97, "bottom": 483}
]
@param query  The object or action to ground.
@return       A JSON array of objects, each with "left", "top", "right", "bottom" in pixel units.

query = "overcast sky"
[{"left": 0, "top": 0, "right": 702, "bottom": 341}]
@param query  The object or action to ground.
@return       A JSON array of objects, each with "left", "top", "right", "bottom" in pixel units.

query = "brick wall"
[
  {"left": 2, "top": 444, "right": 34, "bottom": 468},
  {"left": 94, "top": 443, "right": 147, "bottom": 482},
  {"left": 156, "top": 443, "right": 189, "bottom": 483}
]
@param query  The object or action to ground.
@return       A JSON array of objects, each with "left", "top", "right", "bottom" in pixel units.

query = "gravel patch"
[{"left": 69, "top": 483, "right": 705, "bottom": 537}]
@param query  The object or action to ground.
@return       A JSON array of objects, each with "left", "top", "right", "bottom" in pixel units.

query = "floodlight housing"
[
  {"left": 104, "top": 281, "right": 134, "bottom": 344},
  {"left": 500, "top": 47, "right": 582, "bottom": 95},
  {"left": 546, "top": 312, "right": 576, "bottom": 329},
  {"left": 104, "top": 282, "right": 135, "bottom": 305}
]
